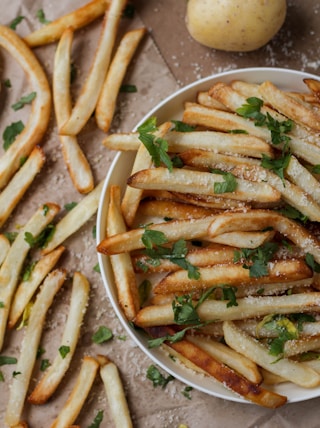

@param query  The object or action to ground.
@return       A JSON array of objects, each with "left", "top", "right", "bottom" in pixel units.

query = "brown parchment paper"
[{"left": 1, "top": 1, "right": 320, "bottom": 427}]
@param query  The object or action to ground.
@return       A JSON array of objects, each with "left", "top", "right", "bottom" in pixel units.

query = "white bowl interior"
[{"left": 97, "top": 67, "right": 320, "bottom": 404}]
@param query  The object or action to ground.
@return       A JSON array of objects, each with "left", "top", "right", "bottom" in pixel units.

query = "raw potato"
[{"left": 186, "top": 0, "right": 287, "bottom": 52}]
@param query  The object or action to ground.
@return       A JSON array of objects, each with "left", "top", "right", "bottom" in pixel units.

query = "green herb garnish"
[
  {"left": 92, "top": 326, "right": 113, "bottom": 344},
  {"left": 36, "top": 9, "right": 51, "bottom": 24},
  {"left": 88, "top": 410, "right": 104, "bottom": 428},
  {"left": 11, "top": 92, "right": 36, "bottom": 111},
  {"left": 3, "top": 120, "right": 25, "bottom": 150},
  {"left": 171, "top": 120, "right": 196, "bottom": 132},
  {"left": 0, "top": 356, "right": 17, "bottom": 366},
  {"left": 234, "top": 242, "right": 278, "bottom": 278},
  {"left": 9, "top": 15, "right": 25, "bottom": 30},
  {"left": 40, "top": 359, "right": 51, "bottom": 371},
  {"left": 146, "top": 364, "right": 174, "bottom": 388},
  {"left": 59, "top": 345, "right": 70, "bottom": 359},
  {"left": 211, "top": 169, "right": 237, "bottom": 194},
  {"left": 120, "top": 84, "right": 137, "bottom": 93}
]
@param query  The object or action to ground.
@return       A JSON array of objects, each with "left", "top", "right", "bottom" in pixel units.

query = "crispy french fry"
[
  {"left": 207, "top": 210, "right": 320, "bottom": 262},
  {"left": 28, "top": 272, "right": 90, "bottom": 404},
  {"left": 96, "top": 27, "right": 146, "bottom": 132},
  {"left": 147, "top": 325, "right": 287, "bottom": 408},
  {"left": 0, "top": 146, "right": 45, "bottom": 228},
  {"left": 50, "top": 356, "right": 100, "bottom": 428},
  {"left": 187, "top": 334, "right": 262, "bottom": 383},
  {"left": 223, "top": 321, "right": 320, "bottom": 388},
  {"left": 283, "top": 335, "right": 320, "bottom": 357},
  {"left": 196, "top": 91, "right": 230, "bottom": 110},
  {"left": 303, "top": 78, "right": 320, "bottom": 101},
  {"left": 127, "top": 167, "right": 281, "bottom": 203},
  {"left": 60, "top": 0, "right": 127, "bottom": 136},
  {"left": 0, "top": 234, "right": 10, "bottom": 266},
  {"left": 135, "top": 293, "right": 320, "bottom": 328},
  {"left": 0, "top": 25, "right": 51, "bottom": 189},
  {"left": 5, "top": 269, "right": 66, "bottom": 427},
  {"left": 210, "top": 230, "right": 275, "bottom": 248},
  {"left": 107, "top": 186, "right": 140, "bottom": 320},
  {"left": 98, "top": 355, "right": 133, "bottom": 428},
  {"left": 42, "top": 181, "right": 103, "bottom": 255},
  {"left": 153, "top": 258, "right": 311, "bottom": 295},
  {"left": 0, "top": 203, "right": 60, "bottom": 350},
  {"left": 24, "top": 0, "right": 109, "bottom": 47},
  {"left": 8, "top": 245, "right": 65, "bottom": 329},
  {"left": 53, "top": 27, "right": 94, "bottom": 194}
]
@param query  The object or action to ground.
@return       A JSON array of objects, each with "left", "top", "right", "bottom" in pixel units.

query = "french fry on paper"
[
  {"left": 5, "top": 269, "right": 66, "bottom": 428},
  {"left": 60, "top": 0, "right": 127, "bottom": 136},
  {"left": 96, "top": 27, "right": 146, "bottom": 132},
  {"left": 8, "top": 245, "right": 65, "bottom": 329},
  {"left": 0, "top": 234, "right": 10, "bottom": 266},
  {"left": 53, "top": 27, "right": 94, "bottom": 194},
  {"left": 24, "top": 0, "right": 109, "bottom": 47},
  {"left": 0, "top": 25, "right": 51, "bottom": 189},
  {"left": 0, "top": 203, "right": 60, "bottom": 351},
  {"left": 28, "top": 272, "right": 90, "bottom": 404},
  {"left": 98, "top": 355, "right": 133, "bottom": 428},
  {"left": 50, "top": 356, "right": 100, "bottom": 428}
]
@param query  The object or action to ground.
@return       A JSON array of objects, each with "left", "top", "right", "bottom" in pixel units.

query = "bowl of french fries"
[{"left": 97, "top": 67, "right": 320, "bottom": 408}]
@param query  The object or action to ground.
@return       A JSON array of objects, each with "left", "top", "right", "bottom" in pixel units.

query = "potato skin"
[{"left": 186, "top": 0, "right": 287, "bottom": 52}]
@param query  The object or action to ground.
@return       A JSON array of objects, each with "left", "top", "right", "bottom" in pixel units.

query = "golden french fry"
[
  {"left": 283, "top": 335, "right": 320, "bottom": 358},
  {"left": 207, "top": 210, "right": 320, "bottom": 262},
  {"left": 107, "top": 186, "right": 140, "bottom": 320},
  {"left": 0, "top": 25, "right": 51, "bottom": 189},
  {"left": 223, "top": 321, "right": 320, "bottom": 388},
  {"left": 5, "top": 269, "right": 66, "bottom": 427},
  {"left": 24, "top": 0, "right": 109, "bottom": 47},
  {"left": 135, "top": 292, "right": 320, "bottom": 328},
  {"left": 50, "top": 356, "right": 100, "bottom": 428},
  {"left": 196, "top": 91, "right": 229, "bottom": 110},
  {"left": 153, "top": 258, "right": 311, "bottom": 295},
  {"left": 187, "top": 335, "right": 262, "bottom": 384},
  {"left": 42, "top": 180, "right": 103, "bottom": 255},
  {"left": 210, "top": 230, "right": 275, "bottom": 248},
  {"left": 96, "top": 27, "right": 146, "bottom": 132},
  {"left": 0, "top": 146, "right": 45, "bottom": 228},
  {"left": 28, "top": 272, "right": 90, "bottom": 404},
  {"left": 0, "top": 203, "right": 60, "bottom": 351},
  {"left": 303, "top": 78, "right": 320, "bottom": 101},
  {"left": 259, "top": 80, "right": 320, "bottom": 132},
  {"left": 128, "top": 167, "right": 281, "bottom": 203},
  {"left": 260, "top": 368, "right": 287, "bottom": 385},
  {"left": 53, "top": 27, "right": 94, "bottom": 194},
  {"left": 60, "top": 0, "right": 127, "bottom": 136},
  {"left": 98, "top": 355, "right": 133, "bottom": 428},
  {"left": 147, "top": 325, "right": 287, "bottom": 408},
  {"left": 8, "top": 245, "right": 65, "bottom": 329}
]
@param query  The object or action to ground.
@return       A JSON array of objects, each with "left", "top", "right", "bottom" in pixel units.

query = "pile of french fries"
[
  {"left": 98, "top": 74, "right": 320, "bottom": 408},
  {"left": 0, "top": 0, "right": 145, "bottom": 426}
]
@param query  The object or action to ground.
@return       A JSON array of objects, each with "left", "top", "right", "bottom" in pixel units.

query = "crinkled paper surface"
[{"left": 1, "top": 1, "right": 320, "bottom": 427}]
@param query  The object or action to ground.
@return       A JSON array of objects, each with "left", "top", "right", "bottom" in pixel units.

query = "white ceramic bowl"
[{"left": 97, "top": 67, "right": 320, "bottom": 404}]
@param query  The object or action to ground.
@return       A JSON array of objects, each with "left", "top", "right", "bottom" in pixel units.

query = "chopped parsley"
[
  {"left": 312, "top": 165, "right": 320, "bottom": 174},
  {"left": 59, "top": 345, "right": 70, "bottom": 359},
  {"left": 4, "top": 231, "right": 18, "bottom": 243},
  {"left": 234, "top": 242, "right": 278, "bottom": 278},
  {"left": 3, "top": 78, "right": 11, "bottom": 88},
  {"left": 92, "top": 326, "right": 113, "bottom": 344},
  {"left": 305, "top": 253, "right": 320, "bottom": 273},
  {"left": 278, "top": 204, "right": 308, "bottom": 224},
  {"left": 16, "top": 302, "right": 33, "bottom": 330},
  {"left": 120, "top": 84, "right": 137, "bottom": 93},
  {"left": 0, "top": 302, "right": 4, "bottom": 308},
  {"left": 36, "top": 9, "right": 51, "bottom": 24},
  {"left": 64, "top": 201, "right": 77, "bottom": 211},
  {"left": 93, "top": 263, "right": 101, "bottom": 273},
  {"left": 181, "top": 386, "right": 193, "bottom": 399},
  {"left": 138, "top": 117, "right": 172, "bottom": 171},
  {"left": 261, "top": 145, "right": 291, "bottom": 184},
  {"left": 22, "top": 261, "right": 37, "bottom": 281},
  {"left": 146, "top": 364, "right": 174, "bottom": 388},
  {"left": 0, "top": 355, "right": 17, "bottom": 366},
  {"left": 122, "top": 3, "right": 135, "bottom": 18},
  {"left": 138, "top": 279, "right": 152, "bottom": 306},
  {"left": 40, "top": 359, "right": 51, "bottom": 371},
  {"left": 88, "top": 410, "right": 104, "bottom": 428},
  {"left": 9, "top": 15, "right": 25, "bottom": 30},
  {"left": 92, "top": 225, "right": 96, "bottom": 239},
  {"left": 0, "top": 371, "right": 4, "bottom": 382},
  {"left": 11, "top": 92, "right": 36, "bottom": 111},
  {"left": 211, "top": 168, "right": 237, "bottom": 194},
  {"left": 3, "top": 120, "right": 25, "bottom": 150},
  {"left": 24, "top": 224, "right": 55, "bottom": 249},
  {"left": 171, "top": 120, "right": 196, "bottom": 132}
]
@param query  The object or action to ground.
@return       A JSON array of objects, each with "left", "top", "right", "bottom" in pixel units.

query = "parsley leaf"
[
  {"left": 36, "top": 9, "right": 51, "bottom": 24},
  {"left": 171, "top": 120, "right": 196, "bottom": 132},
  {"left": 11, "top": 92, "right": 36, "bottom": 111},
  {"left": 211, "top": 168, "right": 237, "bottom": 194},
  {"left": 146, "top": 364, "right": 174, "bottom": 388},
  {"left": 236, "top": 97, "right": 266, "bottom": 126},
  {"left": 40, "top": 359, "right": 51, "bottom": 371},
  {"left": 3, "top": 120, "right": 25, "bottom": 150},
  {"left": 181, "top": 386, "right": 193, "bottom": 399},
  {"left": 261, "top": 146, "right": 291, "bottom": 184},
  {"left": 138, "top": 279, "right": 152, "bottom": 306},
  {"left": 120, "top": 84, "right": 137, "bottom": 93},
  {"left": 305, "top": 253, "right": 320, "bottom": 273},
  {"left": 10, "top": 15, "right": 25, "bottom": 30},
  {"left": 278, "top": 204, "right": 308, "bottom": 224},
  {"left": 92, "top": 326, "right": 113, "bottom": 344},
  {"left": 261, "top": 314, "right": 299, "bottom": 357},
  {"left": 64, "top": 201, "right": 77, "bottom": 211},
  {"left": 59, "top": 345, "right": 70, "bottom": 359},
  {"left": 234, "top": 242, "right": 278, "bottom": 278},
  {"left": 88, "top": 410, "right": 104, "bottom": 428},
  {"left": 0, "top": 356, "right": 17, "bottom": 366},
  {"left": 138, "top": 117, "right": 172, "bottom": 171}
]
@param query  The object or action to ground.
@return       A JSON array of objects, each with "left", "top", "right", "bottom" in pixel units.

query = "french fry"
[
  {"left": 153, "top": 258, "right": 312, "bottom": 295},
  {"left": 303, "top": 78, "right": 320, "bottom": 101},
  {"left": 135, "top": 293, "right": 320, "bottom": 328},
  {"left": 28, "top": 272, "right": 90, "bottom": 404},
  {"left": 42, "top": 180, "right": 103, "bottom": 255},
  {"left": 0, "top": 203, "right": 60, "bottom": 351},
  {"left": 0, "top": 146, "right": 45, "bottom": 228},
  {"left": 96, "top": 27, "right": 146, "bottom": 132},
  {"left": 223, "top": 321, "right": 320, "bottom": 388},
  {"left": 187, "top": 335, "right": 262, "bottom": 384},
  {"left": 5, "top": 269, "right": 66, "bottom": 427},
  {"left": 53, "top": 27, "right": 94, "bottom": 194},
  {"left": 98, "top": 355, "right": 133, "bottom": 428},
  {"left": 8, "top": 245, "right": 65, "bottom": 329},
  {"left": 147, "top": 325, "right": 287, "bottom": 408},
  {"left": 127, "top": 167, "right": 281, "bottom": 203},
  {"left": 283, "top": 335, "right": 320, "bottom": 358},
  {"left": 0, "top": 25, "right": 51, "bottom": 189},
  {"left": 24, "top": 0, "right": 109, "bottom": 47},
  {"left": 207, "top": 210, "right": 320, "bottom": 262},
  {"left": 210, "top": 230, "right": 275, "bottom": 248},
  {"left": 60, "top": 0, "right": 127, "bottom": 136},
  {"left": 107, "top": 186, "right": 140, "bottom": 320},
  {"left": 50, "top": 356, "right": 100, "bottom": 428},
  {"left": 121, "top": 122, "right": 172, "bottom": 227},
  {"left": 196, "top": 91, "right": 230, "bottom": 110}
]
